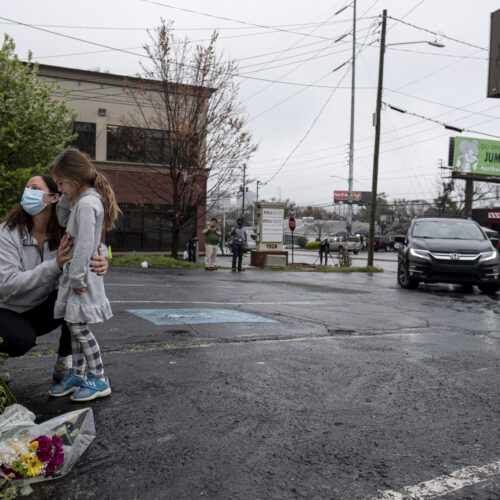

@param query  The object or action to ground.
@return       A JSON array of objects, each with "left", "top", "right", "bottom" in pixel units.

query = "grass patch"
[
  {"left": 110, "top": 254, "right": 205, "bottom": 269},
  {"left": 109, "top": 254, "right": 382, "bottom": 273}
]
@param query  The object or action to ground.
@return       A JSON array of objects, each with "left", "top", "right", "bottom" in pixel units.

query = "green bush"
[
  {"left": 296, "top": 236, "right": 308, "bottom": 248},
  {"left": 305, "top": 241, "right": 320, "bottom": 250}
]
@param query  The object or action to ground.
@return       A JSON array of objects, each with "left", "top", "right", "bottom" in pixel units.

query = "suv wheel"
[
  {"left": 398, "top": 259, "right": 419, "bottom": 289},
  {"left": 478, "top": 283, "right": 500, "bottom": 294}
]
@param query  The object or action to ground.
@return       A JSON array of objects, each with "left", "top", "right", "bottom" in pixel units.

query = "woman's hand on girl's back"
[
  {"left": 56, "top": 234, "right": 72, "bottom": 269},
  {"left": 90, "top": 247, "right": 109, "bottom": 276}
]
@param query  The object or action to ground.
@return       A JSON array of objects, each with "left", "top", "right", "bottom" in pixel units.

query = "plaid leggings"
[{"left": 67, "top": 322, "right": 104, "bottom": 379}]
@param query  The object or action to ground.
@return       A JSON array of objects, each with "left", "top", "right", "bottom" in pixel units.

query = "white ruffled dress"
[{"left": 54, "top": 189, "right": 112, "bottom": 324}]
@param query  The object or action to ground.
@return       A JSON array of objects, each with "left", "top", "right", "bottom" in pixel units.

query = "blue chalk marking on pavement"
[{"left": 126, "top": 308, "right": 277, "bottom": 326}]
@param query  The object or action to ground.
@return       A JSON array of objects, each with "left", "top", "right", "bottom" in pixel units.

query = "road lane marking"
[{"left": 374, "top": 460, "right": 500, "bottom": 499}]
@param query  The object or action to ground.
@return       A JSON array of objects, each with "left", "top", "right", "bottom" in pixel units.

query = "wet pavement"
[
  {"left": 215, "top": 249, "right": 399, "bottom": 272},
  {"left": 8, "top": 264, "right": 500, "bottom": 499}
]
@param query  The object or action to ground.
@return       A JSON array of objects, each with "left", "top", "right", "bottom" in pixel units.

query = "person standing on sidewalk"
[
  {"left": 230, "top": 218, "right": 247, "bottom": 272},
  {"left": 187, "top": 235, "right": 198, "bottom": 262},
  {"left": 319, "top": 238, "right": 330, "bottom": 266},
  {"left": 202, "top": 217, "right": 221, "bottom": 270}
]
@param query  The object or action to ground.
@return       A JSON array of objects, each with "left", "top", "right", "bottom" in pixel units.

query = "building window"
[
  {"left": 71, "top": 122, "right": 96, "bottom": 159},
  {"left": 106, "top": 125, "right": 169, "bottom": 164},
  {"left": 106, "top": 203, "right": 195, "bottom": 251}
]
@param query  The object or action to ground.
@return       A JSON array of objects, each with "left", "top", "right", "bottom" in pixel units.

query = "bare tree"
[
  {"left": 313, "top": 219, "right": 326, "bottom": 240},
  {"left": 122, "top": 21, "right": 257, "bottom": 257}
]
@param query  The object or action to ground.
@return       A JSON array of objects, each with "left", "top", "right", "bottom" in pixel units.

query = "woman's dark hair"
[{"left": 3, "top": 174, "right": 63, "bottom": 251}]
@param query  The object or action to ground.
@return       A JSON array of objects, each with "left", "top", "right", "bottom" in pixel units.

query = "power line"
[
  {"left": 387, "top": 46, "right": 487, "bottom": 61},
  {"left": 240, "top": 2, "right": 354, "bottom": 101},
  {"left": 384, "top": 102, "right": 500, "bottom": 139},
  {"left": 1, "top": 15, "right": 378, "bottom": 90},
  {"left": 387, "top": 90, "right": 500, "bottom": 120},
  {"left": 0, "top": 18, "right": 379, "bottom": 32},
  {"left": 265, "top": 68, "right": 351, "bottom": 184},
  {"left": 139, "top": 0, "right": 344, "bottom": 41},
  {"left": 387, "top": 15, "right": 487, "bottom": 51}
]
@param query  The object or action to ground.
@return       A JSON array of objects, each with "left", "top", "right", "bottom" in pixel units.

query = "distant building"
[{"left": 37, "top": 64, "right": 211, "bottom": 252}]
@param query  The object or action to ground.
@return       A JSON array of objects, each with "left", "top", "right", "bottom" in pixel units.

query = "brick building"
[{"left": 38, "top": 64, "right": 211, "bottom": 252}]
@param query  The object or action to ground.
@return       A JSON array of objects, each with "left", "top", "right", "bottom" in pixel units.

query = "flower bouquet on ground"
[
  {"left": 0, "top": 404, "right": 95, "bottom": 491},
  {"left": 1, "top": 434, "right": 64, "bottom": 480}
]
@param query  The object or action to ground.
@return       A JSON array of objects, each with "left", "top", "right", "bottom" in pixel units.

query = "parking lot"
[{"left": 11, "top": 263, "right": 500, "bottom": 499}]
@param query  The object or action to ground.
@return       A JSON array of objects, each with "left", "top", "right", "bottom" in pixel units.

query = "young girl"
[{"left": 48, "top": 148, "right": 119, "bottom": 402}]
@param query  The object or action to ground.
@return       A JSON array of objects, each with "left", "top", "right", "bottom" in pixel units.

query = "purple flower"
[
  {"left": 3, "top": 463, "right": 25, "bottom": 480},
  {"left": 51, "top": 435, "right": 63, "bottom": 453},
  {"left": 1, "top": 465, "right": 13, "bottom": 476},
  {"left": 37, "top": 451, "right": 53, "bottom": 463},
  {"left": 51, "top": 452, "right": 64, "bottom": 468},
  {"left": 44, "top": 463, "right": 55, "bottom": 476},
  {"left": 33, "top": 436, "right": 52, "bottom": 455}
]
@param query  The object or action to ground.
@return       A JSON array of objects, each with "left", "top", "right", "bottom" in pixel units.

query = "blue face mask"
[{"left": 21, "top": 188, "right": 47, "bottom": 215}]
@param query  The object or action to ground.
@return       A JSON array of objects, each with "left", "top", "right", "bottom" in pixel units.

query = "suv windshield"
[{"left": 412, "top": 220, "right": 486, "bottom": 240}]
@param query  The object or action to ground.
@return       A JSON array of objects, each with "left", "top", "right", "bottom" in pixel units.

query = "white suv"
[{"left": 328, "top": 234, "right": 361, "bottom": 254}]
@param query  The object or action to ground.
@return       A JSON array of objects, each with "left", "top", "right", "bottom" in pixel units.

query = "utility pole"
[
  {"left": 347, "top": 0, "right": 356, "bottom": 237},
  {"left": 464, "top": 178, "right": 473, "bottom": 217},
  {"left": 368, "top": 9, "right": 387, "bottom": 267},
  {"left": 241, "top": 164, "right": 246, "bottom": 220}
]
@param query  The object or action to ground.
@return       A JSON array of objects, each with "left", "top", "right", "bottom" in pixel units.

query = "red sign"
[
  {"left": 289, "top": 216, "right": 296, "bottom": 231},
  {"left": 334, "top": 190, "right": 362, "bottom": 202},
  {"left": 488, "top": 212, "right": 500, "bottom": 219}
]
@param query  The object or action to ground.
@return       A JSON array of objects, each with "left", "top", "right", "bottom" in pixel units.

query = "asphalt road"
[{"left": 9, "top": 263, "right": 500, "bottom": 499}]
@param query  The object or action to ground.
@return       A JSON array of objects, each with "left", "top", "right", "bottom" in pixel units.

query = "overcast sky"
[{"left": 3, "top": 0, "right": 500, "bottom": 208}]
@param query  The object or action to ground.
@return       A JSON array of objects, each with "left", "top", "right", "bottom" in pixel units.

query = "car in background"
[
  {"left": 284, "top": 244, "right": 301, "bottom": 249},
  {"left": 397, "top": 217, "right": 500, "bottom": 293},
  {"left": 482, "top": 226, "right": 500, "bottom": 251},
  {"left": 373, "top": 234, "right": 395, "bottom": 251},
  {"left": 328, "top": 234, "right": 361, "bottom": 254}
]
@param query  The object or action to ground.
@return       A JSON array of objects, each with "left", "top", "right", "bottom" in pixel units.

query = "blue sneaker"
[
  {"left": 48, "top": 370, "right": 84, "bottom": 397},
  {"left": 70, "top": 376, "right": 111, "bottom": 402}
]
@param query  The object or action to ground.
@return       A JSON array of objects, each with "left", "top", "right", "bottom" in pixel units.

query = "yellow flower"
[
  {"left": 29, "top": 441, "right": 39, "bottom": 453},
  {"left": 26, "top": 455, "right": 43, "bottom": 477},
  {"left": 19, "top": 453, "right": 30, "bottom": 463}
]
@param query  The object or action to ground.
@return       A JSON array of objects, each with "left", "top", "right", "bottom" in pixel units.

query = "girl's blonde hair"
[{"left": 51, "top": 147, "right": 120, "bottom": 231}]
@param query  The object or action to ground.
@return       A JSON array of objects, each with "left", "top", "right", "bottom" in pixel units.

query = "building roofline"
[{"left": 33, "top": 62, "right": 216, "bottom": 97}]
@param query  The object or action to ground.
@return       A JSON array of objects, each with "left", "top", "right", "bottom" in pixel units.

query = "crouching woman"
[{"left": 0, "top": 175, "right": 108, "bottom": 382}]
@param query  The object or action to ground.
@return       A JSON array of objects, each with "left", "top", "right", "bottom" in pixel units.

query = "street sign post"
[{"left": 289, "top": 217, "right": 296, "bottom": 264}]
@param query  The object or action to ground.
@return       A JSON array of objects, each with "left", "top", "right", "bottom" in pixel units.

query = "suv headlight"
[
  {"left": 409, "top": 248, "right": 430, "bottom": 259},
  {"left": 479, "top": 250, "right": 498, "bottom": 262}
]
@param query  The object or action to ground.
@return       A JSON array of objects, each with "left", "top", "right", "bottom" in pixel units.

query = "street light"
[{"left": 367, "top": 10, "right": 445, "bottom": 267}]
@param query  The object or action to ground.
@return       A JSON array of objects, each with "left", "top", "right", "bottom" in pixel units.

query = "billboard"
[
  {"left": 333, "top": 190, "right": 371, "bottom": 205},
  {"left": 451, "top": 136, "right": 500, "bottom": 178}
]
